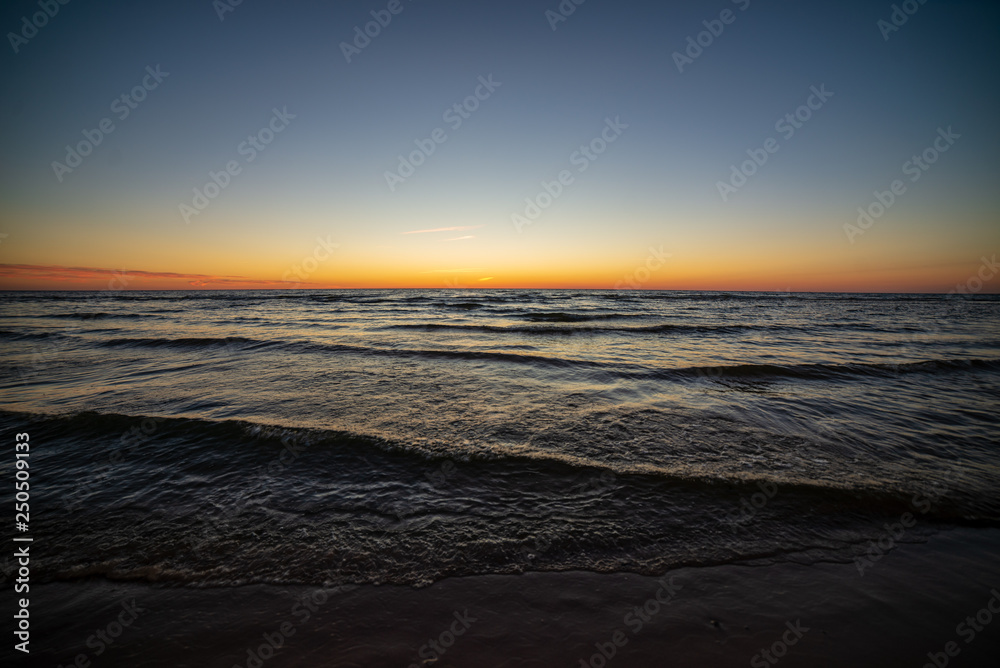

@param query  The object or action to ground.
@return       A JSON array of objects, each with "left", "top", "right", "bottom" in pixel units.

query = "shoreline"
[{"left": 16, "top": 527, "right": 1000, "bottom": 667}]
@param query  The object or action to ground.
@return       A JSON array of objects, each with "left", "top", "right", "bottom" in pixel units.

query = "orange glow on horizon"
[{"left": 0, "top": 259, "right": 994, "bottom": 293}]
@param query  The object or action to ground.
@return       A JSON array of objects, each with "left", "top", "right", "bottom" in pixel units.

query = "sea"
[{"left": 1, "top": 289, "right": 998, "bottom": 589}]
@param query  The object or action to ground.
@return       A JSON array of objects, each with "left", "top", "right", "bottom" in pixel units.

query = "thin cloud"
[
  {"left": 418, "top": 268, "right": 483, "bottom": 274},
  {"left": 446, "top": 235, "right": 475, "bottom": 241},
  {"left": 0, "top": 264, "right": 327, "bottom": 288},
  {"left": 402, "top": 225, "right": 483, "bottom": 235}
]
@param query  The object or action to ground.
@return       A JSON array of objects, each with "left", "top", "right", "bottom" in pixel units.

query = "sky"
[{"left": 0, "top": 0, "right": 997, "bottom": 292}]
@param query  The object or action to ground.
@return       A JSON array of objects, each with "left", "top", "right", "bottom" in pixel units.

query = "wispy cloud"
[
  {"left": 446, "top": 235, "right": 475, "bottom": 241},
  {"left": 402, "top": 225, "right": 483, "bottom": 235},
  {"left": 0, "top": 264, "right": 329, "bottom": 288},
  {"left": 418, "top": 268, "right": 483, "bottom": 274}
]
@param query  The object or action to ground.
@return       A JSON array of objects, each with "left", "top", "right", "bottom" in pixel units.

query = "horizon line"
[{"left": 0, "top": 287, "right": 991, "bottom": 296}]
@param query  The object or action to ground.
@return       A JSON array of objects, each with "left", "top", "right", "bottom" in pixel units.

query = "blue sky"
[{"left": 1, "top": 0, "right": 997, "bottom": 290}]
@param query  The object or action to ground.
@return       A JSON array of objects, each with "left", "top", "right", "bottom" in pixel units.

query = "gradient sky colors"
[{"left": 1, "top": 0, "right": 997, "bottom": 292}]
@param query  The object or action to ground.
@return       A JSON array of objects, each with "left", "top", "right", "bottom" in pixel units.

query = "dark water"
[{"left": 1, "top": 289, "right": 998, "bottom": 588}]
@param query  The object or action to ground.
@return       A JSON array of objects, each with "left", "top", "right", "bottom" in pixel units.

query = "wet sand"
[{"left": 18, "top": 527, "right": 1000, "bottom": 667}]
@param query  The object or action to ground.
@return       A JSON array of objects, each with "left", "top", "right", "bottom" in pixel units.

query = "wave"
[
  {"left": 20, "top": 311, "right": 165, "bottom": 321},
  {"left": 431, "top": 301, "right": 486, "bottom": 310},
  {"left": 3, "top": 408, "right": 990, "bottom": 514},
  {"left": 100, "top": 336, "right": 268, "bottom": 349},
  {"left": 4, "top": 408, "right": 994, "bottom": 588},
  {"left": 513, "top": 311, "right": 636, "bottom": 322},
  {"left": 669, "top": 358, "right": 1000, "bottom": 381},
  {"left": 0, "top": 329, "right": 66, "bottom": 340},
  {"left": 384, "top": 322, "right": 787, "bottom": 336},
  {"left": 37, "top": 311, "right": 115, "bottom": 319},
  {"left": 384, "top": 321, "right": 937, "bottom": 335},
  {"left": 300, "top": 344, "right": 1000, "bottom": 383},
  {"left": 91, "top": 335, "right": 1000, "bottom": 380}
]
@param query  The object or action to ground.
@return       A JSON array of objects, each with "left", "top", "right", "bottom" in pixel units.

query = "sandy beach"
[{"left": 21, "top": 527, "right": 1000, "bottom": 667}]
